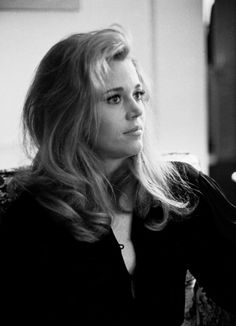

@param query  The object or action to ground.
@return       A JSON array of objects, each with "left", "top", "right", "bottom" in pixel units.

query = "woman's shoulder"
[
  {"left": 168, "top": 160, "right": 201, "bottom": 199},
  {"left": 0, "top": 189, "right": 62, "bottom": 237},
  {"left": 0, "top": 189, "right": 76, "bottom": 256},
  {"left": 0, "top": 190, "right": 44, "bottom": 230},
  {"left": 2, "top": 189, "right": 39, "bottom": 213},
  {"left": 171, "top": 160, "right": 200, "bottom": 184}
]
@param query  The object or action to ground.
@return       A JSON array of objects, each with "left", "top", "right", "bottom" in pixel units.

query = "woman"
[{"left": 0, "top": 27, "right": 236, "bottom": 325}]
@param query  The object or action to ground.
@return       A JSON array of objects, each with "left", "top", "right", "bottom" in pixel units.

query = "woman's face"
[{"left": 95, "top": 59, "right": 146, "bottom": 168}]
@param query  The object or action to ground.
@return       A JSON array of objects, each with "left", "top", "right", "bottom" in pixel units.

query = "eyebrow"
[{"left": 104, "top": 84, "right": 142, "bottom": 94}]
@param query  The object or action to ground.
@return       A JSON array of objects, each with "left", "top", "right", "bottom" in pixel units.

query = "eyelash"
[{"left": 106, "top": 90, "right": 146, "bottom": 105}]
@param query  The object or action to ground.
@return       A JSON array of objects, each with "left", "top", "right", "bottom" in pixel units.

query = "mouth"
[{"left": 124, "top": 126, "right": 143, "bottom": 135}]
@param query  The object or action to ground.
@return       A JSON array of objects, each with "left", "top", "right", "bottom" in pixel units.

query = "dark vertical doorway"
[{"left": 207, "top": 0, "right": 236, "bottom": 204}]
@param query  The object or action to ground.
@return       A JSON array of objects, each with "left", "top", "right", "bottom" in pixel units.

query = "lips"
[{"left": 124, "top": 126, "right": 142, "bottom": 134}]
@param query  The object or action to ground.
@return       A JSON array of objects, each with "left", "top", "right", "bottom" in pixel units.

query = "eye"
[
  {"left": 106, "top": 94, "right": 121, "bottom": 105},
  {"left": 133, "top": 90, "right": 145, "bottom": 101}
]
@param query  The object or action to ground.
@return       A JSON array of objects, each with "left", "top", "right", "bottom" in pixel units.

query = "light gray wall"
[{"left": 151, "top": 0, "right": 208, "bottom": 172}]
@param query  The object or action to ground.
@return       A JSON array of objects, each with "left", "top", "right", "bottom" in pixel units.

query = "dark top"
[{"left": 0, "top": 162, "right": 236, "bottom": 325}]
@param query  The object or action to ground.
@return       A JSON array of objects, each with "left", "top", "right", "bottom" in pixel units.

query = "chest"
[
  {"left": 38, "top": 218, "right": 188, "bottom": 325},
  {"left": 111, "top": 212, "right": 136, "bottom": 275}
]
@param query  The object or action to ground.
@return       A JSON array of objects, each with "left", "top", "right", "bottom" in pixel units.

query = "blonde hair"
[{"left": 17, "top": 26, "right": 197, "bottom": 242}]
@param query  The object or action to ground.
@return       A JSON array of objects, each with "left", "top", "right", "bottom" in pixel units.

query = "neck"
[{"left": 102, "top": 157, "right": 128, "bottom": 177}]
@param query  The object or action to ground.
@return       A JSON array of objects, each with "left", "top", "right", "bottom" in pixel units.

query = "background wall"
[
  {"left": 0, "top": 0, "right": 208, "bottom": 172},
  {"left": 153, "top": 0, "right": 208, "bottom": 172}
]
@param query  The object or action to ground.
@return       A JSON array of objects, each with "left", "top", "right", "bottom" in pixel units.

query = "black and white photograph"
[{"left": 0, "top": 1, "right": 236, "bottom": 325}]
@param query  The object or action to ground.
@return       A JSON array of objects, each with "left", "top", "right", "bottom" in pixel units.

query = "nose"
[{"left": 126, "top": 98, "right": 144, "bottom": 120}]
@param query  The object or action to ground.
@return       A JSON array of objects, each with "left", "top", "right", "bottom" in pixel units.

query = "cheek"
[
  {"left": 99, "top": 120, "right": 113, "bottom": 138},
  {"left": 98, "top": 111, "right": 122, "bottom": 139},
  {"left": 97, "top": 119, "right": 121, "bottom": 147}
]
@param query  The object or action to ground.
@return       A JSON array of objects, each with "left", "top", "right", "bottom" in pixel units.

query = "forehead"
[{"left": 103, "top": 59, "right": 141, "bottom": 89}]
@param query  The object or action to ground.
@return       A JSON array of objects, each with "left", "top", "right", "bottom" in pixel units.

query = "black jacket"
[{"left": 1, "top": 162, "right": 236, "bottom": 325}]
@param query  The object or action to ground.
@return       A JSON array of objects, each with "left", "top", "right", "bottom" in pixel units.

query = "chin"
[{"left": 126, "top": 144, "right": 143, "bottom": 157}]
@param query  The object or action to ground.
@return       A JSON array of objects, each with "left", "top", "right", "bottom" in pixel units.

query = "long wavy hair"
[{"left": 16, "top": 26, "right": 198, "bottom": 242}]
